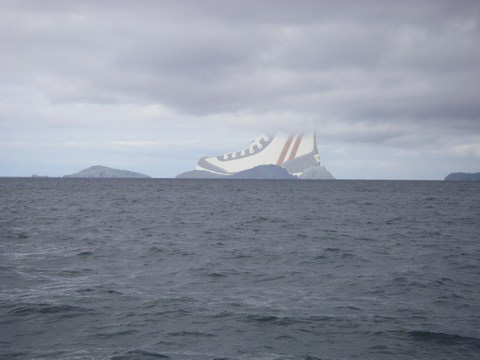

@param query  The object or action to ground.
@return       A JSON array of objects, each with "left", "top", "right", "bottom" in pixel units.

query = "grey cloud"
[{"left": 3, "top": 1, "right": 479, "bottom": 119}]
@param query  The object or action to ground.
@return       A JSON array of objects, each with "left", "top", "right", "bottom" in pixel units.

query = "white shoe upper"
[{"left": 196, "top": 132, "right": 321, "bottom": 175}]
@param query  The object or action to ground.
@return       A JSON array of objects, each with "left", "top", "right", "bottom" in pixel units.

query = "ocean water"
[{"left": 1, "top": 178, "right": 479, "bottom": 360}]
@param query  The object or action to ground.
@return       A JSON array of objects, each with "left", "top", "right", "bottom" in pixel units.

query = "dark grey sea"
[{"left": 1, "top": 178, "right": 479, "bottom": 360}]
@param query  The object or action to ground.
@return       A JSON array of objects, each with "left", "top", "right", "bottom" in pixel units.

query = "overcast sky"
[{"left": 1, "top": 0, "right": 479, "bottom": 179}]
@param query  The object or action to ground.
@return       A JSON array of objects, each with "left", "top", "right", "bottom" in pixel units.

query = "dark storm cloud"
[{"left": 1, "top": 0, "right": 480, "bottom": 146}]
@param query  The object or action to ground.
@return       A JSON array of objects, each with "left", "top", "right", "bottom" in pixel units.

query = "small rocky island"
[
  {"left": 176, "top": 164, "right": 294, "bottom": 179},
  {"left": 444, "top": 172, "right": 480, "bottom": 181},
  {"left": 298, "top": 166, "right": 335, "bottom": 180},
  {"left": 64, "top": 165, "right": 151, "bottom": 178},
  {"left": 176, "top": 164, "right": 335, "bottom": 179},
  {"left": 231, "top": 164, "right": 295, "bottom": 179}
]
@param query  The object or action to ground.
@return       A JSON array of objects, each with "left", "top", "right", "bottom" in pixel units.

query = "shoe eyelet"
[
  {"left": 241, "top": 151, "right": 245, "bottom": 156},
  {"left": 265, "top": 137, "right": 269, "bottom": 141},
  {"left": 258, "top": 144, "right": 262, "bottom": 149},
  {"left": 249, "top": 149, "right": 254, "bottom": 154}
]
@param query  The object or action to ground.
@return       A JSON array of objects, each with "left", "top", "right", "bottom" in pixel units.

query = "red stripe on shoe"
[
  {"left": 287, "top": 135, "right": 303, "bottom": 161},
  {"left": 276, "top": 135, "right": 294, "bottom": 165}
]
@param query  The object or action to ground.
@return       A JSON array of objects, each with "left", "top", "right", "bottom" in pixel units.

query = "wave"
[
  {"left": 8, "top": 303, "right": 94, "bottom": 317},
  {"left": 246, "top": 314, "right": 281, "bottom": 323},
  {"left": 77, "top": 251, "right": 94, "bottom": 256},
  {"left": 408, "top": 330, "right": 480, "bottom": 347},
  {"left": 91, "top": 329, "right": 138, "bottom": 339},
  {"left": 207, "top": 272, "right": 227, "bottom": 278},
  {"left": 110, "top": 349, "right": 170, "bottom": 359},
  {"left": 244, "top": 314, "right": 337, "bottom": 327},
  {"left": 148, "top": 245, "right": 165, "bottom": 253},
  {"left": 0, "top": 351, "right": 29, "bottom": 359},
  {"left": 167, "top": 330, "right": 214, "bottom": 337}
]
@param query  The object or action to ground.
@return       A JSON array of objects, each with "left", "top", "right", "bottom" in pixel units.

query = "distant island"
[
  {"left": 444, "top": 172, "right": 480, "bottom": 181},
  {"left": 177, "top": 164, "right": 294, "bottom": 179},
  {"left": 64, "top": 165, "right": 151, "bottom": 178},
  {"left": 177, "top": 164, "right": 335, "bottom": 180},
  {"left": 231, "top": 164, "right": 295, "bottom": 179},
  {"left": 298, "top": 166, "right": 335, "bottom": 180}
]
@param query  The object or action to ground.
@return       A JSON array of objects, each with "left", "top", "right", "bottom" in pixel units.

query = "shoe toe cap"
[{"left": 197, "top": 157, "right": 230, "bottom": 175}]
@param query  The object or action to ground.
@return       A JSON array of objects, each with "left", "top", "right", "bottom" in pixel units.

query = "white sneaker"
[{"left": 196, "top": 132, "right": 321, "bottom": 175}]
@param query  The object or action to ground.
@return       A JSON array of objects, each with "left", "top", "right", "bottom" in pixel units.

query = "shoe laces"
[{"left": 223, "top": 136, "right": 269, "bottom": 159}]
